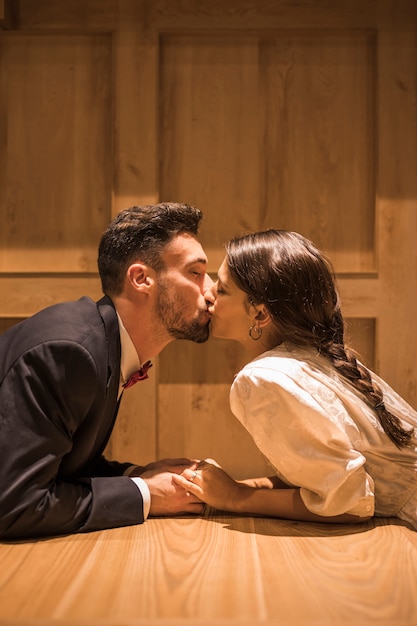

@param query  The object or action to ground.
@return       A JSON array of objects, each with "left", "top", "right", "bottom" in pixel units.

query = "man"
[{"left": 0, "top": 203, "right": 212, "bottom": 539}]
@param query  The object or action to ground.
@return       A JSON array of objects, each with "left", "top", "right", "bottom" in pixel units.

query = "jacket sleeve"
[{"left": 0, "top": 341, "right": 144, "bottom": 540}]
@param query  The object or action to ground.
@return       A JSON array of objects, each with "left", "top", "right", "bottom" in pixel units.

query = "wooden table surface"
[{"left": 1, "top": 509, "right": 417, "bottom": 626}]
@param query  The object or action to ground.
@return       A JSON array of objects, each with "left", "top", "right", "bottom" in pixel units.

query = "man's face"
[{"left": 154, "top": 234, "right": 212, "bottom": 343}]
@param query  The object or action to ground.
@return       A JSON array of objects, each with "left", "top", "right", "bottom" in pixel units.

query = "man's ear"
[{"left": 127, "top": 263, "right": 155, "bottom": 292}]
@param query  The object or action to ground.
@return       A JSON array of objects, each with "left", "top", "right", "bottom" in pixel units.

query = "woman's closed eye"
[{"left": 215, "top": 279, "right": 228, "bottom": 295}]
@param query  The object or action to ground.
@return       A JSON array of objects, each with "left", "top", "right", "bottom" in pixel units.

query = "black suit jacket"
[{"left": 0, "top": 296, "right": 144, "bottom": 539}]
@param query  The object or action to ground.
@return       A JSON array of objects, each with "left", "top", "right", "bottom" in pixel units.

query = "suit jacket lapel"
[
  {"left": 94, "top": 296, "right": 122, "bottom": 454},
  {"left": 97, "top": 295, "right": 121, "bottom": 392}
]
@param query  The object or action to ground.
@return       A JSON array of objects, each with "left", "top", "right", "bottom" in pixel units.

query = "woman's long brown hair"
[{"left": 226, "top": 230, "right": 413, "bottom": 448}]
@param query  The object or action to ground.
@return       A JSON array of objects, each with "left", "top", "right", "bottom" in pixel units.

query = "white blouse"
[{"left": 229, "top": 346, "right": 417, "bottom": 528}]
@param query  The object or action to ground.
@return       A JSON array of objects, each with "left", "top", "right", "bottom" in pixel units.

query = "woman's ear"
[
  {"left": 127, "top": 263, "right": 154, "bottom": 292},
  {"left": 254, "top": 304, "right": 272, "bottom": 329}
]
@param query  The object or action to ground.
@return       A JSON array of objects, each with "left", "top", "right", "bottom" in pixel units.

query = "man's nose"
[
  {"left": 203, "top": 273, "right": 214, "bottom": 291},
  {"left": 203, "top": 274, "right": 215, "bottom": 303}
]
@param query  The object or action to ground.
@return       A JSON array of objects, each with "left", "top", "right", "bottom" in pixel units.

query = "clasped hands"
[{"left": 129, "top": 457, "right": 241, "bottom": 517}]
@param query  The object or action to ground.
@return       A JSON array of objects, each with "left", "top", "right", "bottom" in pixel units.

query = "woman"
[{"left": 174, "top": 230, "right": 417, "bottom": 527}]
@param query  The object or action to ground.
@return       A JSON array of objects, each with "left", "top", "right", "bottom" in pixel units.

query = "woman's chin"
[
  {"left": 210, "top": 330, "right": 238, "bottom": 343},
  {"left": 209, "top": 324, "right": 224, "bottom": 340}
]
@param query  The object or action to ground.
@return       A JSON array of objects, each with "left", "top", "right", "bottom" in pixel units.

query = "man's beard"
[{"left": 155, "top": 280, "right": 210, "bottom": 343}]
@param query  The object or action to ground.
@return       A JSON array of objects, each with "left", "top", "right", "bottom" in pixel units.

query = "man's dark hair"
[{"left": 98, "top": 202, "right": 203, "bottom": 296}]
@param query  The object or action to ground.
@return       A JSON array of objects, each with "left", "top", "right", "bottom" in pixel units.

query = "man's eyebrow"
[{"left": 186, "top": 257, "right": 207, "bottom": 266}]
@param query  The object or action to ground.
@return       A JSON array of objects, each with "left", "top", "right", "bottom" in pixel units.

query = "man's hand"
[{"left": 141, "top": 468, "right": 204, "bottom": 516}]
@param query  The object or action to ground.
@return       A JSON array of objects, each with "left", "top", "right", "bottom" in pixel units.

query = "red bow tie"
[{"left": 122, "top": 361, "right": 153, "bottom": 389}]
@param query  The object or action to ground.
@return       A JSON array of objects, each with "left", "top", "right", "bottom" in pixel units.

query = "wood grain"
[
  {"left": 0, "top": 513, "right": 416, "bottom": 624},
  {"left": 0, "top": 33, "right": 112, "bottom": 273}
]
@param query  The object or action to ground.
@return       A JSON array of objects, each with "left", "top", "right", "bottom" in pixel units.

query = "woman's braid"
[{"left": 324, "top": 312, "right": 413, "bottom": 448}]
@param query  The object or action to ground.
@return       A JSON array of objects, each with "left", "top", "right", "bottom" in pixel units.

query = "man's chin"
[
  {"left": 169, "top": 323, "right": 210, "bottom": 343},
  {"left": 190, "top": 323, "right": 210, "bottom": 343},
  {"left": 192, "top": 335, "right": 209, "bottom": 344}
]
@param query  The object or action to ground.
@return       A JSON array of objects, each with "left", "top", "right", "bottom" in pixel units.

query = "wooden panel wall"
[
  {"left": 161, "top": 32, "right": 375, "bottom": 271},
  {"left": 0, "top": 0, "right": 416, "bottom": 477},
  {"left": 0, "top": 0, "right": 13, "bottom": 30},
  {"left": 0, "top": 34, "right": 111, "bottom": 273}
]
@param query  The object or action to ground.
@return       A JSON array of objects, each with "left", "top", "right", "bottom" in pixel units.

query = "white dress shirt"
[{"left": 117, "top": 312, "right": 151, "bottom": 519}]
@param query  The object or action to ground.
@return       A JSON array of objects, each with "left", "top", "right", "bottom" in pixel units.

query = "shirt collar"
[{"left": 116, "top": 311, "right": 140, "bottom": 386}]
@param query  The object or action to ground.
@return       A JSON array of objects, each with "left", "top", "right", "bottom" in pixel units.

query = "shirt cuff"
[{"left": 129, "top": 477, "right": 151, "bottom": 519}]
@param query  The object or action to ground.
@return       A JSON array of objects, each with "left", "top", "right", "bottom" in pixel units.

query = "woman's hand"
[
  {"left": 171, "top": 459, "right": 248, "bottom": 512},
  {"left": 130, "top": 458, "right": 200, "bottom": 477}
]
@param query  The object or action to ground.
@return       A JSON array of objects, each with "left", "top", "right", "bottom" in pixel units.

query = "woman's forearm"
[
  {"left": 173, "top": 464, "right": 370, "bottom": 525},
  {"left": 233, "top": 485, "right": 370, "bottom": 524},
  {"left": 238, "top": 475, "right": 291, "bottom": 489}
]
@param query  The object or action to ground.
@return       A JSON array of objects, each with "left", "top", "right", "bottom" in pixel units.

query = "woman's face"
[{"left": 206, "top": 259, "right": 254, "bottom": 342}]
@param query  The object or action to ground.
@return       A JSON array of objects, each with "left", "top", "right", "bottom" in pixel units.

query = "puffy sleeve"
[{"left": 230, "top": 362, "right": 375, "bottom": 518}]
